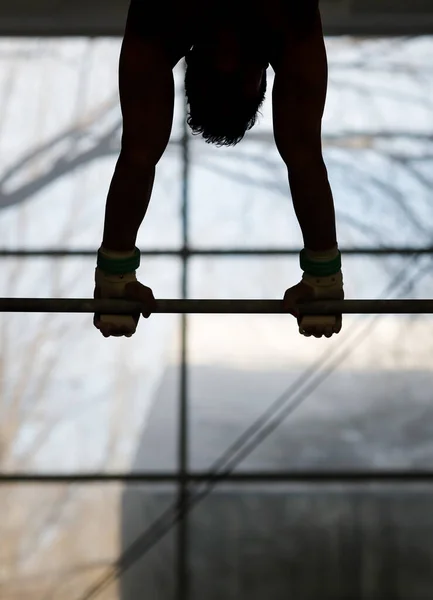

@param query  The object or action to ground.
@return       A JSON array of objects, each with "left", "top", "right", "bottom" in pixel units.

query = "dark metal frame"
[
  {"left": 2, "top": 0, "right": 433, "bottom": 37},
  {"left": 3, "top": 470, "right": 433, "bottom": 484}
]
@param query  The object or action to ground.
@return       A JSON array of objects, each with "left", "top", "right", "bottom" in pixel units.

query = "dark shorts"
[
  {"left": 126, "top": 0, "right": 188, "bottom": 39},
  {"left": 126, "top": 0, "right": 320, "bottom": 51}
]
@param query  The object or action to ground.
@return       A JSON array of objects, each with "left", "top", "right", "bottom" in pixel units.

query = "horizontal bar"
[
  {"left": 0, "top": 298, "right": 433, "bottom": 314},
  {"left": 0, "top": 246, "right": 432, "bottom": 258},
  {"left": 2, "top": 471, "right": 433, "bottom": 484}
]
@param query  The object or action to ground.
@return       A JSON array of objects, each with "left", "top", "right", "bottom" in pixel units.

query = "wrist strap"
[
  {"left": 97, "top": 247, "right": 141, "bottom": 275},
  {"left": 300, "top": 248, "right": 341, "bottom": 277}
]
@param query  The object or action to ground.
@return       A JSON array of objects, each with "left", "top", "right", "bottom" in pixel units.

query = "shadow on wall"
[{"left": 120, "top": 365, "right": 433, "bottom": 600}]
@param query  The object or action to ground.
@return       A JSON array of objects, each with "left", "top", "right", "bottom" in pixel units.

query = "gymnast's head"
[{"left": 184, "top": 30, "right": 267, "bottom": 147}]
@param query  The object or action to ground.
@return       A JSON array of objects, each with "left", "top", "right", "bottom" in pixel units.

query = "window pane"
[
  {"left": 188, "top": 484, "right": 433, "bottom": 600},
  {"left": 0, "top": 39, "right": 183, "bottom": 251},
  {"left": 0, "top": 257, "right": 181, "bottom": 473},
  {"left": 121, "top": 484, "right": 177, "bottom": 600},
  {"left": 188, "top": 256, "right": 433, "bottom": 472},
  {"left": 0, "top": 483, "right": 176, "bottom": 600}
]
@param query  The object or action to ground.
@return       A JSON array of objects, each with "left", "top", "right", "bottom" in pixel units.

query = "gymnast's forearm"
[
  {"left": 101, "top": 153, "right": 155, "bottom": 253},
  {"left": 288, "top": 159, "right": 338, "bottom": 252}
]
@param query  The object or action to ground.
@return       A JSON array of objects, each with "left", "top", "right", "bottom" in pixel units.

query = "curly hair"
[{"left": 184, "top": 46, "right": 267, "bottom": 147}]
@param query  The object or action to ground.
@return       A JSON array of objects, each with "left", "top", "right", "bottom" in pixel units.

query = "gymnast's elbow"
[
  {"left": 275, "top": 135, "right": 327, "bottom": 176},
  {"left": 118, "top": 136, "right": 166, "bottom": 170}
]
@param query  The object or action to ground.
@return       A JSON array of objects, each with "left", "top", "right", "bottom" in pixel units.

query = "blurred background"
[{"left": 1, "top": 1, "right": 433, "bottom": 599}]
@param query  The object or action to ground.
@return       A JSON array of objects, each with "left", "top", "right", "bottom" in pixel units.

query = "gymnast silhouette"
[{"left": 94, "top": 0, "right": 343, "bottom": 339}]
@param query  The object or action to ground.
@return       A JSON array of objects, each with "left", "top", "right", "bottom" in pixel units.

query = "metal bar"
[
  {"left": 3, "top": 471, "right": 433, "bottom": 484},
  {"left": 1, "top": 247, "right": 433, "bottom": 258},
  {"left": 1, "top": 298, "right": 433, "bottom": 314}
]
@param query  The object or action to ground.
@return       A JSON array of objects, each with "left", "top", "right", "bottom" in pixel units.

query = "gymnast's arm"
[
  {"left": 94, "top": 24, "right": 176, "bottom": 337},
  {"left": 271, "top": 11, "right": 337, "bottom": 253},
  {"left": 271, "top": 12, "right": 344, "bottom": 337},
  {"left": 102, "top": 25, "right": 175, "bottom": 253}
]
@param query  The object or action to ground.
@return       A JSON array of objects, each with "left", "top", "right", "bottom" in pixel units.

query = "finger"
[
  {"left": 112, "top": 325, "right": 137, "bottom": 337},
  {"left": 299, "top": 326, "right": 312, "bottom": 337},
  {"left": 302, "top": 325, "right": 322, "bottom": 338},
  {"left": 98, "top": 320, "right": 115, "bottom": 336},
  {"left": 93, "top": 289, "right": 101, "bottom": 328},
  {"left": 334, "top": 317, "right": 343, "bottom": 334},
  {"left": 283, "top": 295, "right": 299, "bottom": 318},
  {"left": 100, "top": 314, "right": 136, "bottom": 331},
  {"left": 124, "top": 282, "right": 155, "bottom": 318},
  {"left": 300, "top": 315, "right": 339, "bottom": 338},
  {"left": 111, "top": 329, "right": 134, "bottom": 337},
  {"left": 141, "top": 289, "right": 156, "bottom": 319},
  {"left": 94, "top": 312, "right": 101, "bottom": 329},
  {"left": 99, "top": 315, "right": 136, "bottom": 337},
  {"left": 99, "top": 326, "right": 136, "bottom": 338}
]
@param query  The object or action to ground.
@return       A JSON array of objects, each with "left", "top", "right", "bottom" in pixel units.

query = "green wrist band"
[
  {"left": 300, "top": 249, "right": 342, "bottom": 277},
  {"left": 97, "top": 247, "right": 141, "bottom": 275}
]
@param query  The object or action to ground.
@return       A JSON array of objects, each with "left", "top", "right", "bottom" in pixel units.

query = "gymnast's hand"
[
  {"left": 93, "top": 267, "right": 155, "bottom": 338},
  {"left": 283, "top": 272, "right": 344, "bottom": 339}
]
